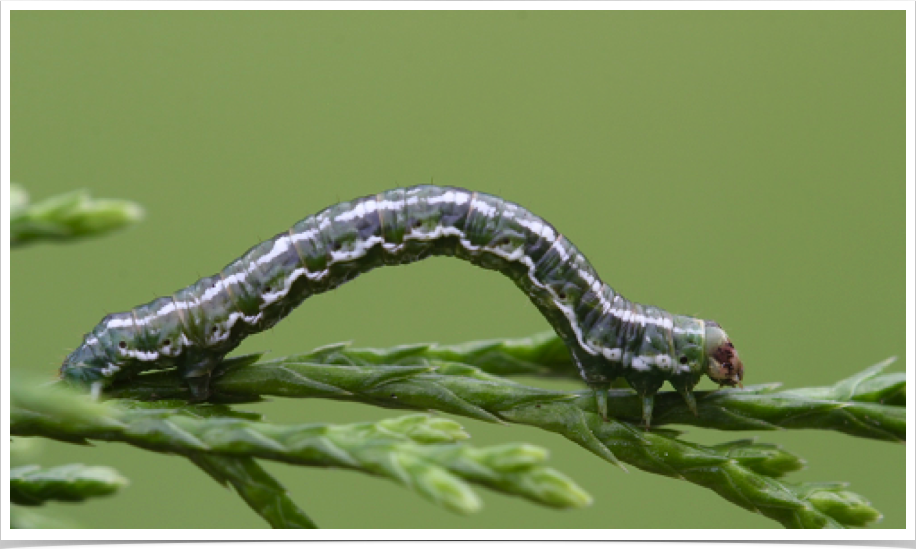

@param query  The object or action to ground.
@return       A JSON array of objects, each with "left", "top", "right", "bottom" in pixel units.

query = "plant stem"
[
  {"left": 106, "top": 355, "right": 905, "bottom": 442},
  {"left": 189, "top": 454, "right": 318, "bottom": 528}
]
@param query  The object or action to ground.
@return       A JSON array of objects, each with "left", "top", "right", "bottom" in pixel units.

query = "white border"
[
  {"left": 905, "top": 0, "right": 915, "bottom": 538},
  {"left": 1, "top": 0, "right": 13, "bottom": 538},
  {"left": 2, "top": 0, "right": 912, "bottom": 541},
  {"left": 0, "top": 0, "right": 914, "bottom": 11}
]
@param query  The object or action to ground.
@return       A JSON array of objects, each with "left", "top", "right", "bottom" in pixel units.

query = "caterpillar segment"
[{"left": 60, "top": 185, "right": 743, "bottom": 425}]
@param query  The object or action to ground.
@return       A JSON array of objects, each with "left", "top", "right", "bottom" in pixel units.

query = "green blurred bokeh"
[{"left": 10, "top": 10, "right": 904, "bottom": 529}]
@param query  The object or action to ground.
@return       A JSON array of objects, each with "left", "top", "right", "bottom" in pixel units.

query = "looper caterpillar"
[{"left": 60, "top": 185, "right": 743, "bottom": 424}]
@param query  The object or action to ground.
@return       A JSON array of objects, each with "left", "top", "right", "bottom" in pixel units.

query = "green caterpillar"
[{"left": 60, "top": 185, "right": 743, "bottom": 423}]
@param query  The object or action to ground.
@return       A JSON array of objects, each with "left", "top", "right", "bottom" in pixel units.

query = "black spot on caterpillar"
[{"left": 60, "top": 185, "right": 743, "bottom": 425}]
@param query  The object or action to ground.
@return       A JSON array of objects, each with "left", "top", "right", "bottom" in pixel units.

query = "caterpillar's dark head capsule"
[{"left": 704, "top": 322, "right": 744, "bottom": 388}]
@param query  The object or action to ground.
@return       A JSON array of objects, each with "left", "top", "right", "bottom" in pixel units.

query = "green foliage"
[
  {"left": 10, "top": 184, "right": 144, "bottom": 247},
  {"left": 9, "top": 189, "right": 903, "bottom": 529},
  {"left": 189, "top": 455, "right": 318, "bottom": 529},
  {"left": 794, "top": 483, "right": 884, "bottom": 528},
  {"left": 12, "top": 382, "right": 592, "bottom": 526},
  {"left": 96, "top": 342, "right": 901, "bottom": 529},
  {"left": 301, "top": 331, "right": 579, "bottom": 378},
  {"left": 11, "top": 464, "right": 128, "bottom": 506},
  {"left": 501, "top": 401, "right": 875, "bottom": 528},
  {"left": 224, "top": 337, "right": 905, "bottom": 442}
]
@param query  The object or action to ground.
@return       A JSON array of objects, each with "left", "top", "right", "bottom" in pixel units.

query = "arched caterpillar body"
[{"left": 60, "top": 185, "right": 743, "bottom": 423}]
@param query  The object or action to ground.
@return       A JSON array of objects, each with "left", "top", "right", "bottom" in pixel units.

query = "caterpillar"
[{"left": 60, "top": 185, "right": 743, "bottom": 424}]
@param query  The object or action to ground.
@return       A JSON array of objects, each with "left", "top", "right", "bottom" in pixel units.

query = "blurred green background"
[{"left": 11, "top": 10, "right": 904, "bottom": 529}]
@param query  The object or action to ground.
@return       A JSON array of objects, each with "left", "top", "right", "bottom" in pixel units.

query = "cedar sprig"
[
  {"left": 10, "top": 464, "right": 128, "bottom": 506},
  {"left": 306, "top": 332, "right": 906, "bottom": 410},
  {"left": 95, "top": 348, "right": 898, "bottom": 528},
  {"left": 298, "top": 331, "right": 578, "bottom": 378},
  {"left": 280, "top": 336, "right": 906, "bottom": 442},
  {"left": 104, "top": 350, "right": 905, "bottom": 443},
  {"left": 189, "top": 454, "right": 319, "bottom": 529},
  {"left": 10, "top": 184, "right": 144, "bottom": 247},
  {"left": 12, "top": 383, "right": 592, "bottom": 520}
]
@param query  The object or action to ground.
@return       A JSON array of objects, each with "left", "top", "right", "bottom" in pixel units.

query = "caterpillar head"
[
  {"left": 59, "top": 342, "right": 116, "bottom": 398},
  {"left": 704, "top": 321, "right": 743, "bottom": 388}
]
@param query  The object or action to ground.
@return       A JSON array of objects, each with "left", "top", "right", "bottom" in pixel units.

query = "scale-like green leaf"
[
  {"left": 10, "top": 185, "right": 143, "bottom": 247},
  {"left": 12, "top": 383, "right": 591, "bottom": 517},
  {"left": 100, "top": 348, "right": 897, "bottom": 528},
  {"left": 11, "top": 464, "right": 128, "bottom": 506}
]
